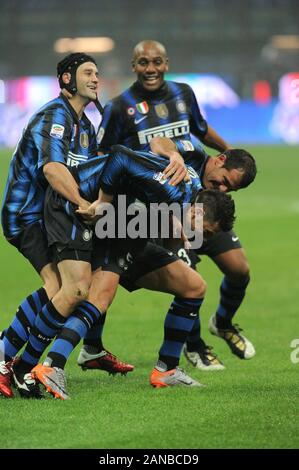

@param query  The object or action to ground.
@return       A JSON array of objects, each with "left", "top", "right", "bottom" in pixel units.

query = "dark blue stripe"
[
  {"left": 159, "top": 340, "right": 183, "bottom": 358},
  {"left": 165, "top": 313, "right": 194, "bottom": 331}
]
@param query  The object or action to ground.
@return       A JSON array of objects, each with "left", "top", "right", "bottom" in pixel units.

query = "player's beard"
[{"left": 78, "top": 83, "right": 98, "bottom": 102}]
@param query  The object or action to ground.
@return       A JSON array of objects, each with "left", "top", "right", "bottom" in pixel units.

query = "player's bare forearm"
[
  {"left": 43, "top": 162, "right": 89, "bottom": 207},
  {"left": 150, "top": 137, "right": 189, "bottom": 185},
  {"left": 150, "top": 136, "right": 178, "bottom": 156},
  {"left": 202, "top": 125, "right": 232, "bottom": 152}
]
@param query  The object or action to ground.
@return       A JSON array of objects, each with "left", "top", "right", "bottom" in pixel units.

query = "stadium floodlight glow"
[
  {"left": 54, "top": 37, "right": 115, "bottom": 54},
  {"left": 271, "top": 35, "right": 299, "bottom": 50}
]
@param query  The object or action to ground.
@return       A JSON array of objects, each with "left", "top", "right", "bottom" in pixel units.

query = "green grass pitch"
[{"left": 0, "top": 146, "right": 298, "bottom": 449}]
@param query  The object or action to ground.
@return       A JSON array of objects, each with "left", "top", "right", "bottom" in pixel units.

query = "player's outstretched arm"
[{"left": 43, "top": 161, "right": 90, "bottom": 208}]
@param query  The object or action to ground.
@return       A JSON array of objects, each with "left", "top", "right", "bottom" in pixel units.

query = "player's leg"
[
  {"left": 121, "top": 242, "right": 224, "bottom": 373},
  {"left": 2, "top": 263, "right": 61, "bottom": 362},
  {"left": 134, "top": 259, "right": 206, "bottom": 387},
  {"left": 119, "top": 242, "right": 209, "bottom": 385},
  {"left": 12, "top": 256, "right": 92, "bottom": 398},
  {"left": 33, "top": 269, "right": 123, "bottom": 400},
  {"left": 170, "top": 245, "right": 225, "bottom": 371},
  {"left": 78, "top": 238, "right": 141, "bottom": 374},
  {"left": 34, "top": 239, "right": 136, "bottom": 399},
  {"left": 44, "top": 269, "right": 130, "bottom": 382},
  {"left": 77, "top": 267, "right": 134, "bottom": 375},
  {"left": 209, "top": 247, "right": 255, "bottom": 359},
  {"left": 201, "top": 230, "right": 255, "bottom": 359},
  {"left": 34, "top": 253, "right": 121, "bottom": 399},
  {"left": 1, "top": 223, "right": 60, "bottom": 361},
  {"left": 0, "top": 223, "right": 60, "bottom": 398}
]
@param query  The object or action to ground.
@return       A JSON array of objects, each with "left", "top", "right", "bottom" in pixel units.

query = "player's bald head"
[{"left": 132, "top": 40, "right": 168, "bottom": 61}]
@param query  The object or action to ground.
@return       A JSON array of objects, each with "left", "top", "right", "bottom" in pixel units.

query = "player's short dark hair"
[
  {"left": 222, "top": 149, "right": 257, "bottom": 189},
  {"left": 196, "top": 189, "right": 236, "bottom": 232}
]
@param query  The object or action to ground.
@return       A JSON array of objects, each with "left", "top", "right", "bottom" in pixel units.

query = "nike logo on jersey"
[
  {"left": 232, "top": 236, "right": 239, "bottom": 242},
  {"left": 134, "top": 116, "right": 148, "bottom": 125}
]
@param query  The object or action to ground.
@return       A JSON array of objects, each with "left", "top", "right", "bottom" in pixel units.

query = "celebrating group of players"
[{"left": 0, "top": 41, "right": 256, "bottom": 400}]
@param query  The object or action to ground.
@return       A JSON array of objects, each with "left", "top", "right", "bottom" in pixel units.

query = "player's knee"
[
  {"left": 74, "top": 279, "right": 91, "bottom": 301},
  {"left": 64, "top": 279, "right": 91, "bottom": 307},
  {"left": 194, "top": 278, "right": 207, "bottom": 298},
  {"left": 185, "top": 276, "right": 207, "bottom": 299},
  {"left": 227, "top": 260, "right": 250, "bottom": 282}
]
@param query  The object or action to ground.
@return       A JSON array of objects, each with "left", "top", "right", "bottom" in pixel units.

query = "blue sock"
[
  {"left": 159, "top": 297, "right": 204, "bottom": 370},
  {"left": 216, "top": 275, "right": 250, "bottom": 328},
  {"left": 17, "top": 300, "right": 66, "bottom": 372},
  {"left": 46, "top": 301, "right": 102, "bottom": 369},
  {"left": 2, "top": 288, "right": 49, "bottom": 361},
  {"left": 83, "top": 312, "right": 106, "bottom": 352}
]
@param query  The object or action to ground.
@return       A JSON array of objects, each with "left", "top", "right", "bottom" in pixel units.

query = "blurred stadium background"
[
  {"left": 1, "top": 0, "right": 299, "bottom": 146},
  {"left": 0, "top": 0, "right": 298, "bottom": 450}
]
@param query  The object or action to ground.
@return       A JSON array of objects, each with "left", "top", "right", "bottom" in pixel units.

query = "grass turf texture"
[{"left": 0, "top": 146, "right": 298, "bottom": 449}]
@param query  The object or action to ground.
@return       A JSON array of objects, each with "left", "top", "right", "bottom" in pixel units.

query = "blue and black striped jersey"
[
  {"left": 72, "top": 154, "right": 109, "bottom": 202},
  {"left": 72, "top": 144, "right": 207, "bottom": 206},
  {"left": 1, "top": 93, "right": 97, "bottom": 238},
  {"left": 97, "top": 81, "right": 208, "bottom": 153}
]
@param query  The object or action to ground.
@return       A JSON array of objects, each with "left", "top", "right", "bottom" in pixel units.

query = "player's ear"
[
  {"left": 165, "top": 57, "right": 169, "bottom": 71},
  {"left": 62, "top": 72, "right": 71, "bottom": 85},
  {"left": 131, "top": 59, "right": 136, "bottom": 73},
  {"left": 216, "top": 154, "right": 227, "bottom": 167}
]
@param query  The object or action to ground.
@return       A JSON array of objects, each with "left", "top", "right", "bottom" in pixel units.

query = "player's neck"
[{"left": 66, "top": 94, "right": 87, "bottom": 119}]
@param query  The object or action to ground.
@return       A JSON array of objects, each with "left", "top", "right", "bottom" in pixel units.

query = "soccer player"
[
  {"left": 89, "top": 39, "right": 256, "bottom": 370},
  {"left": 31, "top": 144, "right": 236, "bottom": 397},
  {"left": 0, "top": 53, "right": 131, "bottom": 399}
]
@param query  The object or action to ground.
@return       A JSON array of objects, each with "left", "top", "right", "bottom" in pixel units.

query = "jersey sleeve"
[
  {"left": 188, "top": 87, "right": 208, "bottom": 139},
  {"left": 97, "top": 100, "right": 125, "bottom": 153},
  {"left": 31, "top": 106, "right": 72, "bottom": 168}
]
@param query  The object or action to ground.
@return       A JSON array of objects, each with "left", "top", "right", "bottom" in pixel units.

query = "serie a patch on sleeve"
[
  {"left": 50, "top": 124, "right": 65, "bottom": 139},
  {"left": 180, "top": 140, "right": 194, "bottom": 151}
]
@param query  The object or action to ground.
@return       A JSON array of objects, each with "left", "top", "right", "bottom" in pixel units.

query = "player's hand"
[
  {"left": 78, "top": 199, "right": 91, "bottom": 210},
  {"left": 163, "top": 152, "right": 190, "bottom": 186},
  {"left": 76, "top": 200, "right": 98, "bottom": 224}
]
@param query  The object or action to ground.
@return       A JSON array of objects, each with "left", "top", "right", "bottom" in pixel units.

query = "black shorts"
[
  {"left": 119, "top": 229, "right": 242, "bottom": 292},
  {"left": 120, "top": 242, "right": 181, "bottom": 292},
  {"left": 196, "top": 229, "right": 242, "bottom": 258},
  {"left": 7, "top": 221, "right": 52, "bottom": 274},
  {"left": 44, "top": 187, "right": 93, "bottom": 264},
  {"left": 91, "top": 237, "right": 147, "bottom": 275}
]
